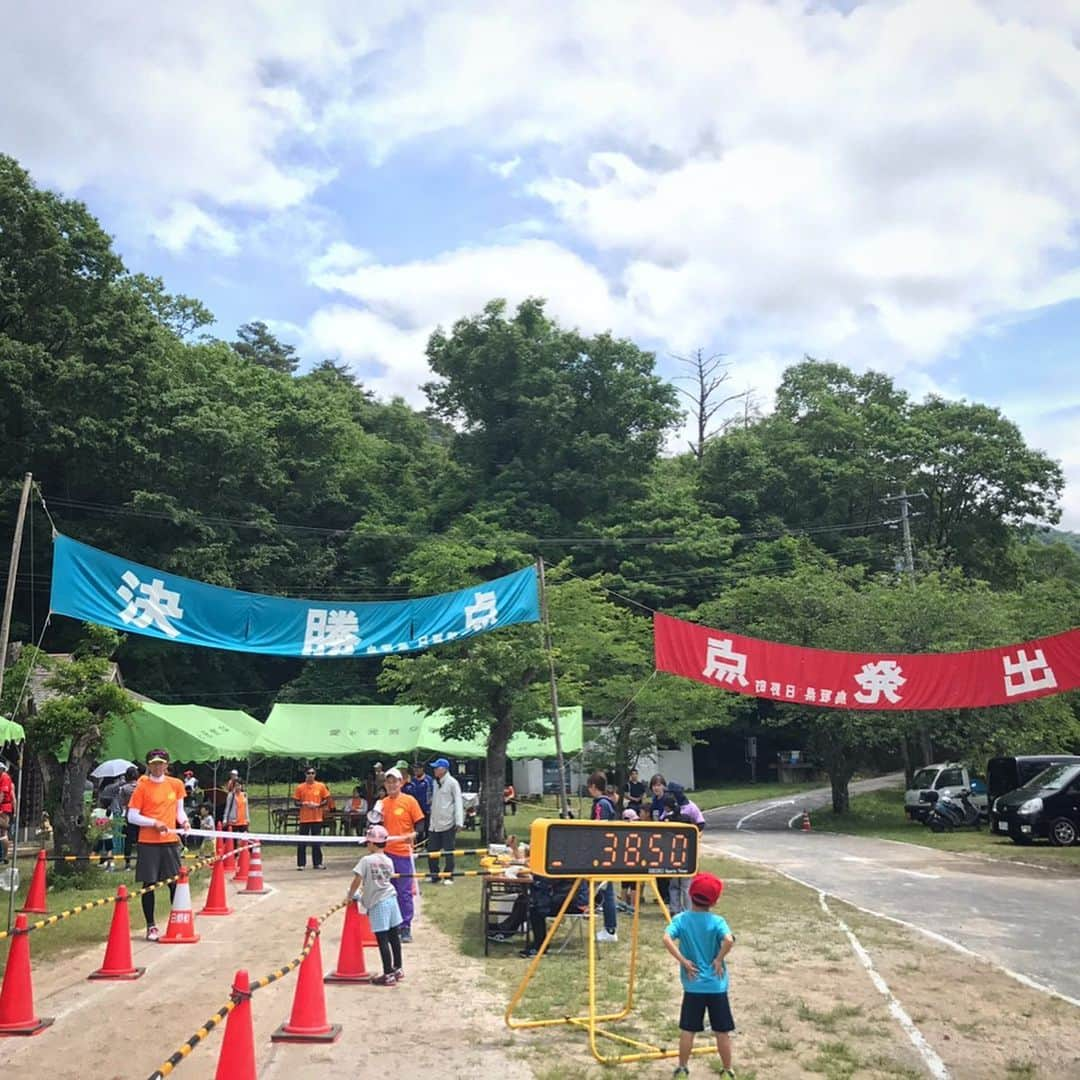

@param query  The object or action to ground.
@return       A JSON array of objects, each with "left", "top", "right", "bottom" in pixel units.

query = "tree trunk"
[
  {"left": 613, "top": 715, "right": 633, "bottom": 800},
  {"left": 829, "top": 771, "right": 852, "bottom": 814},
  {"left": 918, "top": 727, "right": 934, "bottom": 766},
  {"left": 46, "top": 724, "right": 100, "bottom": 862},
  {"left": 899, "top": 736, "right": 913, "bottom": 789},
  {"left": 483, "top": 710, "right": 514, "bottom": 845}
]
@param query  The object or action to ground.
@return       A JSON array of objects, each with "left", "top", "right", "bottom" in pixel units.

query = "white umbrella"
[{"left": 91, "top": 759, "right": 135, "bottom": 779}]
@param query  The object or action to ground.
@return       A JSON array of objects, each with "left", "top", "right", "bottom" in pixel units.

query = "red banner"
[{"left": 653, "top": 612, "right": 1080, "bottom": 710}]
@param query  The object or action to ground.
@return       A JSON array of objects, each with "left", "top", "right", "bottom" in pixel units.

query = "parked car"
[
  {"left": 986, "top": 755, "right": 1080, "bottom": 811},
  {"left": 904, "top": 763, "right": 987, "bottom": 822},
  {"left": 990, "top": 762, "right": 1080, "bottom": 846}
]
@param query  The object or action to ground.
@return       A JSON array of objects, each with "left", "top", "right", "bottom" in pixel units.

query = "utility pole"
[
  {"left": 536, "top": 557, "right": 571, "bottom": 819},
  {"left": 883, "top": 488, "right": 928, "bottom": 773},
  {"left": 0, "top": 473, "right": 33, "bottom": 703}
]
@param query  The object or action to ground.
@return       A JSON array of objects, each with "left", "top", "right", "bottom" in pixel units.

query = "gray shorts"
[{"left": 135, "top": 842, "right": 182, "bottom": 884}]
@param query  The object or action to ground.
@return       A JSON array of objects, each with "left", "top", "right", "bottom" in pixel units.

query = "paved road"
[
  {"left": 703, "top": 773, "right": 905, "bottom": 831},
  {"left": 702, "top": 777, "right": 1080, "bottom": 1004}
]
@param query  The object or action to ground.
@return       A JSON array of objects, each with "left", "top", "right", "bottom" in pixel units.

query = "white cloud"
[
  {"left": 488, "top": 156, "right": 521, "bottom": 179},
  {"left": 149, "top": 203, "right": 239, "bottom": 256}
]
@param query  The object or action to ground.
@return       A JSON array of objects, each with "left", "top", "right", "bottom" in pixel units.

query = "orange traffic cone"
[
  {"left": 222, "top": 833, "right": 236, "bottom": 873},
  {"left": 801, "top": 810, "right": 812, "bottom": 832},
  {"left": 199, "top": 857, "right": 233, "bottom": 916},
  {"left": 160, "top": 867, "right": 200, "bottom": 943},
  {"left": 214, "top": 970, "right": 256, "bottom": 1080},
  {"left": 89, "top": 884, "right": 145, "bottom": 980},
  {"left": 324, "top": 901, "right": 372, "bottom": 983},
  {"left": 20, "top": 850, "right": 48, "bottom": 915},
  {"left": 232, "top": 842, "right": 250, "bottom": 884},
  {"left": 271, "top": 918, "right": 341, "bottom": 1043},
  {"left": 239, "top": 843, "right": 269, "bottom": 895},
  {"left": 355, "top": 910, "right": 377, "bottom": 947},
  {"left": 0, "top": 914, "right": 54, "bottom": 1035}
]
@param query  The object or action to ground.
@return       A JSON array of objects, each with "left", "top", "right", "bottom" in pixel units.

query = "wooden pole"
[
  {"left": 537, "top": 557, "right": 570, "bottom": 818},
  {"left": 0, "top": 473, "right": 33, "bottom": 704}
]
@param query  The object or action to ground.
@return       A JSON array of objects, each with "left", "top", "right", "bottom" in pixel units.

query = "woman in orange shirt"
[{"left": 126, "top": 748, "right": 189, "bottom": 941}]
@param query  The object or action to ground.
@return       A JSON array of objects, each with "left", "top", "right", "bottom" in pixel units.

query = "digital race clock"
[{"left": 529, "top": 820, "right": 699, "bottom": 878}]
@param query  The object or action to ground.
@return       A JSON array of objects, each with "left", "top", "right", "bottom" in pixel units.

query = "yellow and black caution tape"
[
  {"left": 44, "top": 851, "right": 206, "bottom": 863},
  {"left": 0, "top": 843, "right": 258, "bottom": 941},
  {"left": 146, "top": 899, "right": 347, "bottom": 1080}
]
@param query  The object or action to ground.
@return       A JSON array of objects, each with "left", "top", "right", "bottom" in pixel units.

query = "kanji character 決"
[{"left": 116, "top": 570, "right": 184, "bottom": 638}]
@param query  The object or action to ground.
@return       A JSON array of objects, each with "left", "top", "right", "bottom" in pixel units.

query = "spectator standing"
[
  {"left": 427, "top": 757, "right": 463, "bottom": 885},
  {"left": 372, "top": 762, "right": 386, "bottom": 803},
  {"left": 380, "top": 768, "right": 425, "bottom": 942},
  {"left": 116, "top": 766, "right": 140, "bottom": 870},
  {"left": 587, "top": 770, "right": 619, "bottom": 943},
  {"left": 126, "top": 748, "right": 190, "bottom": 941},
  {"left": 663, "top": 872, "right": 736, "bottom": 1079},
  {"left": 404, "top": 762, "right": 433, "bottom": 826},
  {"left": 294, "top": 767, "right": 330, "bottom": 870},
  {"left": 223, "top": 779, "right": 249, "bottom": 833},
  {"left": 624, "top": 769, "right": 647, "bottom": 815},
  {"left": 648, "top": 774, "right": 668, "bottom": 819},
  {"left": 503, "top": 783, "right": 516, "bottom": 816},
  {"left": 0, "top": 762, "right": 13, "bottom": 864}
]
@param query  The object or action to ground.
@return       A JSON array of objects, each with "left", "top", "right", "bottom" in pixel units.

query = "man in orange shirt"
[
  {"left": 380, "top": 768, "right": 425, "bottom": 942},
  {"left": 126, "top": 748, "right": 189, "bottom": 941},
  {"left": 294, "top": 766, "right": 330, "bottom": 870}
]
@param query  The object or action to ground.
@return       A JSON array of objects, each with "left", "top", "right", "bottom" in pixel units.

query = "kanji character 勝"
[{"left": 302, "top": 608, "right": 361, "bottom": 656}]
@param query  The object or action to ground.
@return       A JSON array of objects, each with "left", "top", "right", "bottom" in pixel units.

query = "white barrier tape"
[{"left": 182, "top": 828, "right": 366, "bottom": 845}]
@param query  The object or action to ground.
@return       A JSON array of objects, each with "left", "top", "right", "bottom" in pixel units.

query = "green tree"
[
  {"left": 424, "top": 298, "right": 682, "bottom": 533},
  {"left": 5, "top": 626, "right": 136, "bottom": 859},
  {"left": 232, "top": 320, "right": 299, "bottom": 373}
]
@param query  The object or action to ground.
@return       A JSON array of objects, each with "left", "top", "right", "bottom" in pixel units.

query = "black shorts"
[
  {"left": 135, "top": 842, "right": 182, "bottom": 884},
  {"left": 679, "top": 992, "right": 734, "bottom": 1034}
]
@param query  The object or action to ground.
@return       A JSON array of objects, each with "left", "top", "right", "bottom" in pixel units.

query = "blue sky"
[{"left": 3, "top": 1, "right": 1079, "bottom": 524}]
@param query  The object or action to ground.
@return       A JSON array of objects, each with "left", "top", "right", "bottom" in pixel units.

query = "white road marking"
[
  {"left": 841, "top": 855, "right": 873, "bottom": 863},
  {"left": 787, "top": 811, "right": 802, "bottom": 829},
  {"left": 893, "top": 868, "right": 941, "bottom": 879},
  {"left": 818, "top": 891, "right": 951, "bottom": 1080},
  {"left": 736, "top": 800, "right": 794, "bottom": 830}
]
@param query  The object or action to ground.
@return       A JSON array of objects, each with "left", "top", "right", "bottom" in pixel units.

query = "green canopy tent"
[
  {"left": 252, "top": 703, "right": 583, "bottom": 760},
  {"left": 99, "top": 703, "right": 271, "bottom": 763},
  {"left": 0, "top": 718, "right": 25, "bottom": 744}
]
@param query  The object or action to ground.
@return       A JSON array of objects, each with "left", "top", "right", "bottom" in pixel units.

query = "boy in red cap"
[{"left": 662, "top": 871, "right": 736, "bottom": 1078}]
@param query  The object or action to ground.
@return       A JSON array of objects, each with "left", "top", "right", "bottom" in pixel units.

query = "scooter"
[{"left": 925, "top": 788, "right": 982, "bottom": 832}]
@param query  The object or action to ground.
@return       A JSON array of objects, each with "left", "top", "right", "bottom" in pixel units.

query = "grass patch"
[
  {"left": 808, "top": 787, "right": 1080, "bottom": 869},
  {"left": 797, "top": 1001, "right": 863, "bottom": 1033},
  {"left": 804, "top": 1040, "right": 860, "bottom": 1077}
]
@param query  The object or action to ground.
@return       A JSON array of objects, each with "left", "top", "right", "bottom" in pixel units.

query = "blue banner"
[{"left": 49, "top": 534, "right": 540, "bottom": 657}]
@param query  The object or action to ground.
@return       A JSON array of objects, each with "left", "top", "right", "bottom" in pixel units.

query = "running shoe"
[
  {"left": 371, "top": 972, "right": 397, "bottom": 986},
  {"left": 393, "top": 967, "right": 405, "bottom": 981},
  {"left": 672, "top": 1067, "right": 689, "bottom": 1079},
  {"left": 146, "top": 925, "right": 161, "bottom": 942},
  {"left": 400, "top": 927, "right": 413, "bottom": 943}
]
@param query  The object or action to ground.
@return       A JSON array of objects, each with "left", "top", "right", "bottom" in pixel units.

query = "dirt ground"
[
  {"left": 3, "top": 842, "right": 1079, "bottom": 1079},
  {"left": 0, "top": 849, "right": 533, "bottom": 1080}
]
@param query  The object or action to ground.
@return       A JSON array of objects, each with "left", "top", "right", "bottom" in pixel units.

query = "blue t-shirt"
[{"left": 666, "top": 910, "right": 732, "bottom": 994}]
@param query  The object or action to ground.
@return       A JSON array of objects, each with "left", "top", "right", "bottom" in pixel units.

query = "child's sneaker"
[
  {"left": 393, "top": 967, "right": 404, "bottom": 981},
  {"left": 719, "top": 1070, "right": 735, "bottom": 1078},
  {"left": 146, "top": 925, "right": 160, "bottom": 942},
  {"left": 370, "top": 972, "right": 397, "bottom": 986},
  {"left": 672, "top": 1067, "right": 689, "bottom": 1079}
]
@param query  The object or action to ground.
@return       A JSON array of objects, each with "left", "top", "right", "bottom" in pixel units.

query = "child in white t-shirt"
[{"left": 345, "top": 824, "right": 403, "bottom": 985}]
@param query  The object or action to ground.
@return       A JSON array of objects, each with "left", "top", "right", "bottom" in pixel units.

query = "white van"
[{"left": 904, "top": 762, "right": 987, "bottom": 822}]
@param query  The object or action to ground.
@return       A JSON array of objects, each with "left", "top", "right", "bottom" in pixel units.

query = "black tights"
[
  {"left": 375, "top": 927, "right": 402, "bottom": 974},
  {"left": 141, "top": 883, "right": 176, "bottom": 927}
]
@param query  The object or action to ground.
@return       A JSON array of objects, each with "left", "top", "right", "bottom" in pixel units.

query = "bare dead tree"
[{"left": 672, "top": 349, "right": 753, "bottom": 461}]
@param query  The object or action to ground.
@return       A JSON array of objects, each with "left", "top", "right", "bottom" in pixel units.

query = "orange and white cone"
[
  {"left": 232, "top": 842, "right": 251, "bottom": 884},
  {"left": 160, "top": 867, "right": 200, "bottom": 943},
  {"left": 801, "top": 810, "right": 812, "bottom": 833},
  {"left": 239, "top": 843, "right": 269, "bottom": 895}
]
